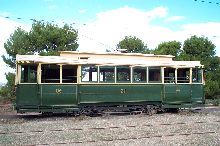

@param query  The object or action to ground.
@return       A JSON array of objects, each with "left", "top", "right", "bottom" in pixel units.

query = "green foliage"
[
  {"left": 3, "top": 28, "right": 30, "bottom": 69},
  {"left": 117, "top": 36, "right": 149, "bottom": 53},
  {"left": 3, "top": 21, "right": 78, "bottom": 69},
  {"left": 183, "top": 35, "right": 215, "bottom": 60},
  {"left": 0, "top": 73, "right": 16, "bottom": 102},
  {"left": 205, "top": 79, "right": 219, "bottom": 98},
  {"left": 182, "top": 35, "right": 216, "bottom": 70},
  {"left": 205, "top": 99, "right": 220, "bottom": 106},
  {"left": 181, "top": 36, "right": 220, "bottom": 99},
  {"left": 154, "top": 41, "right": 182, "bottom": 58},
  {"left": 1, "top": 21, "right": 78, "bottom": 101}
]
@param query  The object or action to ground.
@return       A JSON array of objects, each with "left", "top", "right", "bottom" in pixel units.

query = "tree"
[
  {"left": 182, "top": 35, "right": 215, "bottom": 65},
  {"left": 0, "top": 73, "right": 15, "bottom": 101},
  {"left": 154, "top": 41, "right": 182, "bottom": 58},
  {"left": 182, "top": 35, "right": 220, "bottom": 99},
  {"left": 1, "top": 21, "right": 78, "bottom": 101},
  {"left": 3, "top": 21, "right": 78, "bottom": 69},
  {"left": 117, "top": 36, "right": 149, "bottom": 53}
]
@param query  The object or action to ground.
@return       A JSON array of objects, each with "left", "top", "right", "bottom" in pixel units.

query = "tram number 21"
[{"left": 120, "top": 89, "right": 127, "bottom": 94}]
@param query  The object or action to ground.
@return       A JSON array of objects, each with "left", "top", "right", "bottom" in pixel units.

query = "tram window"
[
  {"left": 62, "top": 65, "right": 77, "bottom": 83},
  {"left": 99, "top": 67, "right": 115, "bottom": 82},
  {"left": 117, "top": 66, "right": 131, "bottom": 82},
  {"left": 164, "top": 68, "right": 175, "bottom": 83},
  {"left": 177, "top": 68, "right": 190, "bottom": 83},
  {"left": 148, "top": 67, "right": 161, "bottom": 83},
  {"left": 81, "top": 65, "right": 98, "bottom": 82},
  {"left": 21, "top": 65, "right": 37, "bottom": 83},
  {"left": 41, "top": 64, "right": 60, "bottom": 83},
  {"left": 133, "top": 67, "right": 147, "bottom": 82},
  {"left": 192, "top": 68, "right": 202, "bottom": 83}
]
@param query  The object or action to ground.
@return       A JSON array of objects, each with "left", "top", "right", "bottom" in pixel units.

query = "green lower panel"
[
  {"left": 16, "top": 84, "right": 39, "bottom": 106},
  {"left": 41, "top": 84, "right": 78, "bottom": 106},
  {"left": 16, "top": 83, "right": 204, "bottom": 113},
  {"left": 163, "top": 84, "right": 191, "bottom": 104},
  {"left": 191, "top": 84, "right": 204, "bottom": 103},
  {"left": 79, "top": 84, "right": 162, "bottom": 104}
]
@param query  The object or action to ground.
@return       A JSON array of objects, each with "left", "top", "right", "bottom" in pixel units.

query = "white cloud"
[
  {"left": 78, "top": 6, "right": 220, "bottom": 55},
  {"left": 180, "top": 22, "right": 220, "bottom": 54},
  {"left": 95, "top": 6, "right": 168, "bottom": 26},
  {"left": 165, "top": 16, "right": 184, "bottom": 22},
  {"left": 78, "top": 6, "right": 169, "bottom": 52},
  {"left": 146, "top": 6, "right": 168, "bottom": 18},
  {"left": 181, "top": 22, "right": 220, "bottom": 36},
  {"left": 0, "top": 17, "right": 31, "bottom": 83}
]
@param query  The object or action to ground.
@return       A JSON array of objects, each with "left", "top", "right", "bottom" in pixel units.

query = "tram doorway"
[{"left": 40, "top": 64, "right": 78, "bottom": 106}]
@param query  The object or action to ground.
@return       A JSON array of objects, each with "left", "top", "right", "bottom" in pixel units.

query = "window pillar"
[
  {"left": 190, "top": 68, "right": 192, "bottom": 84},
  {"left": 161, "top": 67, "right": 165, "bottom": 84},
  {"left": 114, "top": 66, "right": 117, "bottom": 83},
  {"left": 146, "top": 67, "right": 149, "bottom": 83},
  {"left": 78, "top": 65, "right": 81, "bottom": 83},
  {"left": 175, "top": 68, "right": 177, "bottom": 84},
  {"left": 97, "top": 66, "right": 100, "bottom": 83},
  {"left": 37, "top": 64, "right": 41, "bottom": 84},
  {"left": 60, "top": 65, "right": 62, "bottom": 83},
  {"left": 17, "top": 64, "right": 21, "bottom": 84}
]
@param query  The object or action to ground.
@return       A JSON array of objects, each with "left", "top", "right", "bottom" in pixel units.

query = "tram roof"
[
  {"left": 16, "top": 51, "right": 203, "bottom": 68},
  {"left": 59, "top": 51, "right": 175, "bottom": 58}
]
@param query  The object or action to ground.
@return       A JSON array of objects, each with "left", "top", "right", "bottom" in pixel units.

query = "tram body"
[{"left": 15, "top": 51, "right": 205, "bottom": 113}]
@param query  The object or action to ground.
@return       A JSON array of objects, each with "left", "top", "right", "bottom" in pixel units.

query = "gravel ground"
[{"left": 0, "top": 106, "right": 219, "bottom": 146}]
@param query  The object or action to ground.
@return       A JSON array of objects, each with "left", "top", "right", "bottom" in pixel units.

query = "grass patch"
[{"left": 205, "top": 99, "right": 220, "bottom": 106}]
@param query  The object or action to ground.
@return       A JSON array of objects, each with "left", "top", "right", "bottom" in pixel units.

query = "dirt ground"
[{"left": 0, "top": 104, "right": 220, "bottom": 146}]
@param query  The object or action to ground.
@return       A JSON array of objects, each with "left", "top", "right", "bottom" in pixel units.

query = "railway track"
[{"left": 0, "top": 119, "right": 219, "bottom": 145}]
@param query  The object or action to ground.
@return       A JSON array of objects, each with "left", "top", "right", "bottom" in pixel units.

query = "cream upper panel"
[
  {"left": 16, "top": 51, "right": 203, "bottom": 68},
  {"left": 59, "top": 51, "right": 174, "bottom": 61}
]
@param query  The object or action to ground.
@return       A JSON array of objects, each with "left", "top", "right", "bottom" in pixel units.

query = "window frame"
[
  {"left": 81, "top": 65, "right": 98, "bottom": 83},
  {"left": 19, "top": 64, "right": 38, "bottom": 84},
  {"left": 148, "top": 67, "right": 162, "bottom": 83},
  {"left": 116, "top": 66, "right": 131, "bottom": 83},
  {"left": 176, "top": 68, "right": 190, "bottom": 84},
  {"left": 41, "top": 64, "right": 61, "bottom": 84},
  {"left": 132, "top": 67, "right": 147, "bottom": 83},
  {"left": 192, "top": 68, "right": 203, "bottom": 84},
  {"left": 99, "top": 66, "right": 115, "bottom": 83},
  {"left": 164, "top": 67, "right": 176, "bottom": 84}
]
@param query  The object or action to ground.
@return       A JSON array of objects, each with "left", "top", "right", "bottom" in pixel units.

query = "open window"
[
  {"left": 116, "top": 66, "right": 131, "bottom": 82},
  {"left": 192, "top": 68, "right": 202, "bottom": 83},
  {"left": 81, "top": 65, "right": 98, "bottom": 82},
  {"left": 41, "top": 64, "right": 60, "bottom": 83},
  {"left": 164, "top": 68, "right": 175, "bottom": 83},
  {"left": 20, "top": 64, "right": 37, "bottom": 83},
  {"left": 99, "top": 67, "right": 115, "bottom": 83},
  {"left": 62, "top": 65, "right": 77, "bottom": 83},
  {"left": 177, "top": 68, "right": 190, "bottom": 83},
  {"left": 133, "top": 67, "right": 147, "bottom": 82},
  {"left": 148, "top": 67, "right": 161, "bottom": 83}
]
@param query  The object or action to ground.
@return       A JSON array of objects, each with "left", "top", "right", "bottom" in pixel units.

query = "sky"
[{"left": 0, "top": 0, "right": 220, "bottom": 83}]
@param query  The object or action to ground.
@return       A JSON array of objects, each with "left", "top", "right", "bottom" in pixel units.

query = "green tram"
[{"left": 15, "top": 51, "right": 205, "bottom": 114}]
